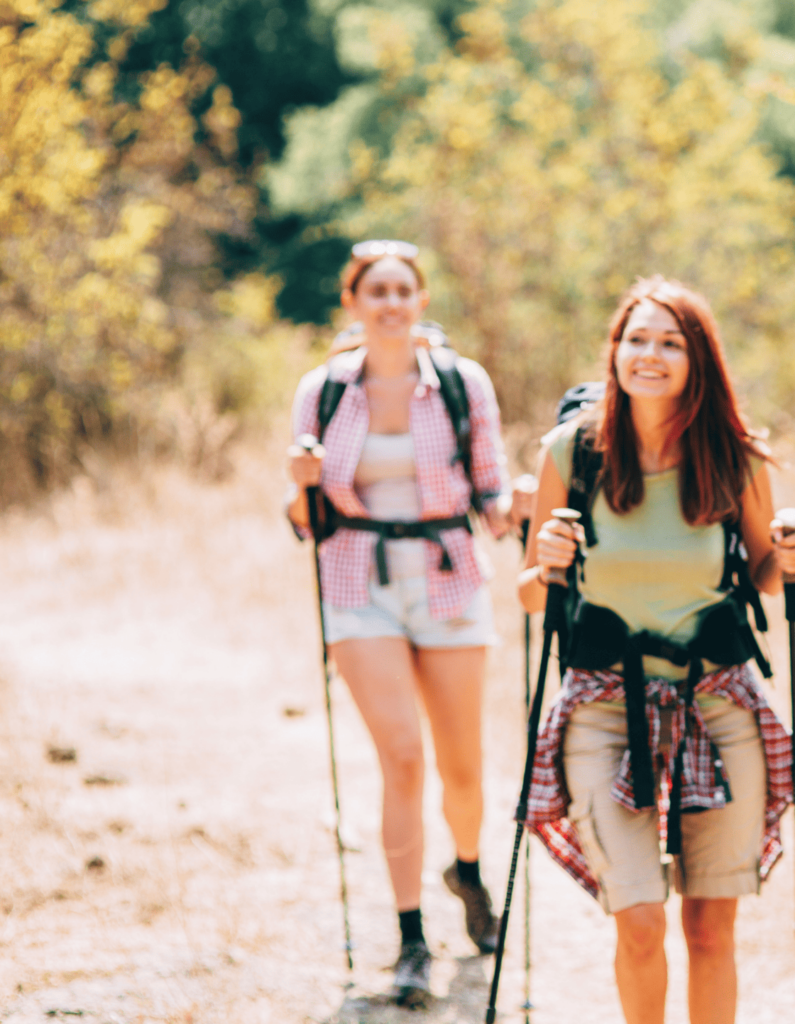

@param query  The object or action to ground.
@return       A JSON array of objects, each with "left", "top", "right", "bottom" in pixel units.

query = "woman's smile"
[{"left": 615, "top": 298, "right": 689, "bottom": 402}]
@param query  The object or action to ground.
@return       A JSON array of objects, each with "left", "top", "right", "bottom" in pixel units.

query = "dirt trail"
[{"left": 0, "top": 439, "right": 792, "bottom": 1023}]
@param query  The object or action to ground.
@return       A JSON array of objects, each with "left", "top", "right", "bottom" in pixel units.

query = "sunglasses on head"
[{"left": 351, "top": 239, "right": 419, "bottom": 260}]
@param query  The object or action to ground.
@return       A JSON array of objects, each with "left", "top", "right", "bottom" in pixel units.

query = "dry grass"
[{"left": 0, "top": 425, "right": 792, "bottom": 1022}]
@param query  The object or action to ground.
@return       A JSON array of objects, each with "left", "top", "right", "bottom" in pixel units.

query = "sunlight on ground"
[{"left": 0, "top": 431, "right": 791, "bottom": 1021}]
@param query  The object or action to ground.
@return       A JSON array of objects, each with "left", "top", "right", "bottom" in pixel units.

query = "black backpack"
[{"left": 555, "top": 382, "right": 772, "bottom": 679}]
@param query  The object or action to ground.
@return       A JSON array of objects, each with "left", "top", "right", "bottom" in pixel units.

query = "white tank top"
[{"left": 353, "top": 433, "right": 426, "bottom": 579}]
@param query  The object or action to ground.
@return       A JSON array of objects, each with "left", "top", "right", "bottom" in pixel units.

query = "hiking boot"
[
  {"left": 442, "top": 862, "right": 500, "bottom": 954},
  {"left": 391, "top": 939, "right": 432, "bottom": 1008}
]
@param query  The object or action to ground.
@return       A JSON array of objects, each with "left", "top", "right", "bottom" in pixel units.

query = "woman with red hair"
[{"left": 518, "top": 277, "right": 795, "bottom": 1024}]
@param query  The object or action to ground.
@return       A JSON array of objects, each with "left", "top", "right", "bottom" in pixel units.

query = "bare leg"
[
  {"left": 331, "top": 636, "right": 424, "bottom": 910},
  {"left": 681, "top": 898, "right": 737, "bottom": 1024},
  {"left": 614, "top": 903, "right": 667, "bottom": 1024},
  {"left": 414, "top": 646, "right": 487, "bottom": 860}
]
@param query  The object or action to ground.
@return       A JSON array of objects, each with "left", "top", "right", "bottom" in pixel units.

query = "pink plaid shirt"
[
  {"left": 290, "top": 345, "right": 508, "bottom": 619},
  {"left": 524, "top": 664, "right": 793, "bottom": 901}
]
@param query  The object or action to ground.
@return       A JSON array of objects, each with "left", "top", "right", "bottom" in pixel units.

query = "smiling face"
[
  {"left": 342, "top": 256, "right": 428, "bottom": 343},
  {"left": 614, "top": 298, "right": 690, "bottom": 404}
]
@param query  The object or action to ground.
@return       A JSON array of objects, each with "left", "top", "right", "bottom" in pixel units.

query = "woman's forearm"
[
  {"left": 518, "top": 564, "right": 548, "bottom": 615},
  {"left": 753, "top": 548, "right": 783, "bottom": 597},
  {"left": 286, "top": 484, "right": 311, "bottom": 531}
]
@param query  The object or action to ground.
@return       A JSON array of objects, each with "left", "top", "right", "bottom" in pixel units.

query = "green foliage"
[
  {"left": 262, "top": 0, "right": 478, "bottom": 324},
  {"left": 0, "top": 0, "right": 288, "bottom": 502},
  {"left": 348, "top": 0, "right": 795, "bottom": 428},
  {"left": 117, "top": 0, "right": 361, "bottom": 164}
]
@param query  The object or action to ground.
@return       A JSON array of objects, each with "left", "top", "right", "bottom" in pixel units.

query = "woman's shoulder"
[
  {"left": 540, "top": 413, "right": 599, "bottom": 487},
  {"left": 540, "top": 416, "right": 580, "bottom": 450},
  {"left": 445, "top": 353, "right": 495, "bottom": 393},
  {"left": 293, "top": 347, "right": 366, "bottom": 405},
  {"left": 747, "top": 436, "right": 772, "bottom": 474},
  {"left": 292, "top": 362, "right": 329, "bottom": 408}
]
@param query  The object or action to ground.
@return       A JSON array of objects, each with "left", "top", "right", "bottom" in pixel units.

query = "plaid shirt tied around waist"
[
  {"left": 524, "top": 664, "right": 793, "bottom": 901},
  {"left": 290, "top": 346, "right": 508, "bottom": 619}
]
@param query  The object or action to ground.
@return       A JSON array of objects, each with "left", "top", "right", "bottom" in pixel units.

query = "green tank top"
[{"left": 549, "top": 420, "right": 754, "bottom": 682}]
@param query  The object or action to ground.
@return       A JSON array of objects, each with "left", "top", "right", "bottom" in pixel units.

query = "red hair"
[{"left": 596, "top": 277, "right": 764, "bottom": 525}]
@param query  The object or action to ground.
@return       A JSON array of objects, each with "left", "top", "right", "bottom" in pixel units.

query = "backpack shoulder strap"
[
  {"left": 316, "top": 354, "right": 353, "bottom": 443},
  {"left": 429, "top": 347, "right": 488, "bottom": 513},
  {"left": 719, "top": 518, "right": 772, "bottom": 676},
  {"left": 568, "top": 425, "right": 603, "bottom": 548}
]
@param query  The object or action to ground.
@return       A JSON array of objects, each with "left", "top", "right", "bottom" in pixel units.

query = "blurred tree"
[
  {"left": 652, "top": 1, "right": 795, "bottom": 178},
  {"left": 95, "top": 0, "right": 477, "bottom": 325},
  {"left": 262, "top": 0, "right": 476, "bottom": 323},
  {"left": 119, "top": 0, "right": 358, "bottom": 165},
  {"left": 348, "top": 0, "right": 795, "bottom": 427},
  {"left": 0, "top": 0, "right": 287, "bottom": 500},
  {"left": 44, "top": 0, "right": 369, "bottom": 326}
]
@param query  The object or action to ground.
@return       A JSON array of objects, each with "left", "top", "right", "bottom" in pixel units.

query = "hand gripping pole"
[
  {"left": 300, "top": 434, "right": 354, "bottom": 971},
  {"left": 485, "top": 509, "right": 581, "bottom": 1024}
]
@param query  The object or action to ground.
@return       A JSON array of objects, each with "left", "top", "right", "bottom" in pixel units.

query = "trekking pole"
[
  {"left": 486, "top": 508, "right": 581, "bottom": 1024},
  {"left": 298, "top": 433, "right": 354, "bottom": 972},
  {"left": 774, "top": 507, "right": 795, "bottom": 933},
  {"left": 515, "top": 476, "right": 539, "bottom": 1023}
]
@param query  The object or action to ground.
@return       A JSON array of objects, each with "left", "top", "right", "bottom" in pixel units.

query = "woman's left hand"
[
  {"left": 509, "top": 474, "right": 538, "bottom": 531},
  {"left": 770, "top": 517, "right": 795, "bottom": 579},
  {"left": 484, "top": 475, "right": 538, "bottom": 537}
]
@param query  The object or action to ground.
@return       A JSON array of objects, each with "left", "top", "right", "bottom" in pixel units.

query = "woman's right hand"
[
  {"left": 534, "top": 516, "right": 584, "bottom": 583},
  {"left": 286, "top": 439, "right": 325, "bottom": 530},
  {"left": 287, "top": 440, "right": 325, "bottom": 490}
]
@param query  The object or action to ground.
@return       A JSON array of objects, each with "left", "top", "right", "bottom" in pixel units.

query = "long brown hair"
[{"left": 597, "top": 276, "right": 763, "bottom": 525}]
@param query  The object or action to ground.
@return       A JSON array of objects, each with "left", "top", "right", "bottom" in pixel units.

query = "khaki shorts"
[{"left": 563, "top": 698, "right": 766, "bottom": 914}]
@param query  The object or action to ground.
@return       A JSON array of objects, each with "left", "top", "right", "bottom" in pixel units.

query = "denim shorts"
[{"left": 323, "top": 574, "right": 497, "bottom": 649}]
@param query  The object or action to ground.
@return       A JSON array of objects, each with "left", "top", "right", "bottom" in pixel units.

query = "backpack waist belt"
[
  {"left": 567, "top": 597, "right": 759, "bottom": 855},
  {"left": 333, "top": 513, "right": 472, "bottom": 586}
]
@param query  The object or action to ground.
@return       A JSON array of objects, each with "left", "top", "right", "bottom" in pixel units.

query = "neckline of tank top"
[
  {"left": 362, "top": 369, "right": 420, "bottom": 386},
  {"left": 363, "top": 431, "right": 413, "bottom": 439}
]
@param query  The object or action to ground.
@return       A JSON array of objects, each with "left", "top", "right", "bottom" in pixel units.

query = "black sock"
[
  {"left": 398, "top": 908, "right": 425, "bottom": 945},
  {"left": 456, "top": 857, "right": 481, "bottom": 887}
]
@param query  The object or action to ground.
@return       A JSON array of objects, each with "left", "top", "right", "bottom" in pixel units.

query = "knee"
[
  {"left": 682, "top": 901, "right": 736, "bottom": 959},
  {"left": 615, "top": 904, "right": 666, "bottom": 964},
  {"left": 441, "top": 761, "right": 481, "bottom": 799},
  {"left": 382, "top": 741, "right": 424, "bottom": 796}
]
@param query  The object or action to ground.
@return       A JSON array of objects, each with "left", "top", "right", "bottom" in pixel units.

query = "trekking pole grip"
[
  {"left": 547, "top": 507, "right": 581, "bottom": 584},
  {"left": 541, "top": 508, "right": 581, "bottom": 629},
  {"left": 774, "top": 505, "right": 795, "bottom": 610},
  {"left": 297, "top": 433, "right": 324, "bottom": 542},
  {"left": 775, "top": 508, "right": 795, "bottom": 622}
]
